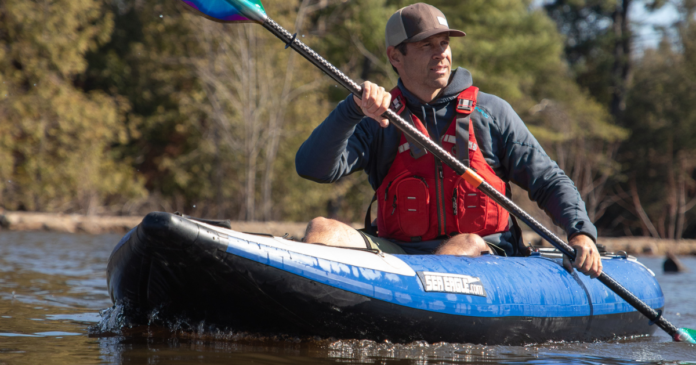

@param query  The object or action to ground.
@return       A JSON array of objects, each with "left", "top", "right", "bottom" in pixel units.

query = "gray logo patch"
[{"left": 417, "top": 271, "right": 487, "bottom": 297}]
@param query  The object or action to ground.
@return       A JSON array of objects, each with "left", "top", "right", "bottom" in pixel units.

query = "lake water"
[{"left": 0, "top": 231, "right": 694, "bottom": 364}]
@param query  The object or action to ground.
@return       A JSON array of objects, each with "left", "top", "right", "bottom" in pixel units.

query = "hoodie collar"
[{"left": 397, "top": 67, "right": 473, "bottom": 108}]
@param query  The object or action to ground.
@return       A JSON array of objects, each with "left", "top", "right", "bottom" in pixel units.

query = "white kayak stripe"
[{"left": 196, "top": 221, "right": 416, "bottom": 276}]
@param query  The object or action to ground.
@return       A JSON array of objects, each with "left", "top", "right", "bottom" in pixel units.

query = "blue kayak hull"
[{"left": 107, "top": 212, "right": 663, "bottom": 344}]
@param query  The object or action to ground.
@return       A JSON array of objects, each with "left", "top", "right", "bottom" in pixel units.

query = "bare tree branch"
[
  {"left": 629, "top": 177, "right": 661, "bottom": 238},
  {"left": 350, "top": 34, "right": 398, "bottom": 85}
]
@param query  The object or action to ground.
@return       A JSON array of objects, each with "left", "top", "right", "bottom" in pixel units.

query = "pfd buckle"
[
  {"left": 391, "top": 96, "right": 404, "bottom": 113},
  {"left": 457, "top": 98, "right": 473, "bottom": 111}
]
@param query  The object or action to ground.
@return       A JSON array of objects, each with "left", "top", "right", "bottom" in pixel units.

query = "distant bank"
[
  {"left": 1, "top": 211, "right": 694, "bottom": 256},
  {"left": 0, "top": 210, "right": 312, "bottom": 237}
]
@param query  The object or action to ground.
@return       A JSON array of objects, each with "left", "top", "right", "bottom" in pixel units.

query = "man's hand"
[
  {"left": 563, "top": 234, "right": 603, "bottom": 278},
  {"left": 353, "top": 81, "right": 391, "bottom": 128}
]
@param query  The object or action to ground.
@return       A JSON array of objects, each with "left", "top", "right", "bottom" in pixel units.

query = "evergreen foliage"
[{"left": 0, "top": 0, "right": 145, "bottom": 214}]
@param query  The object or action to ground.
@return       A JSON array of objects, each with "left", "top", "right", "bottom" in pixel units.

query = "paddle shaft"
[{"left": 260, "top": 17, "right": 680, "bottom": 339}]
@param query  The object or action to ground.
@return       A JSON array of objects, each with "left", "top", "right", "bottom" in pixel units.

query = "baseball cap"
[{"left": 385, "top": 3, "right": 465, "bottom": 48}]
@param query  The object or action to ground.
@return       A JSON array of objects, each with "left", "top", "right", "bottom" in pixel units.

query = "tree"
[
  {"left": 0, "top": 0, "right": 145, "bottom": 214},
  {"left": 544, "top": 0, "right": 668, "bottom": 118},
  {"left": 82, "top": 0, "right": 335, "bottom": 221},
  {"left": 611, "top": 2, "right": 696, "bottom": 239}
]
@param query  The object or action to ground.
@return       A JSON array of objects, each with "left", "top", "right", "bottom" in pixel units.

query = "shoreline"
[
  {"left": 523, "top": 231, "right": 696, "bottom": 256},
  {"left": 0, "top": 210, "right": 312, "bottom": 237},
  {"left": 1, "top": 211, "right": 695, "bottom": 256}
]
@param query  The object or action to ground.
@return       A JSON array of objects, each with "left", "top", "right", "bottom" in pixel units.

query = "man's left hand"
[{"left": 563, "top": 234, "right": 602, "bottom": 278}]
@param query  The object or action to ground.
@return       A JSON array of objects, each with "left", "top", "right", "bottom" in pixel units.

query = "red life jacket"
[{"left": 375, "top": 86, "right": 509, "bottom": 242}]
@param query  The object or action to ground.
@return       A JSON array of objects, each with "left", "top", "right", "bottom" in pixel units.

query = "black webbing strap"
[
  {"left": 455, "top": 113, "right": 471, "bottom": 168},
  {"left": 402, "top": 112, "right": 428, "bottom": 159},
  {"left": 363, "top": 193, "right": 378, "bottom": 236},
  {"left": 510, "top": 214, "right": 531, "bottom": 256}
]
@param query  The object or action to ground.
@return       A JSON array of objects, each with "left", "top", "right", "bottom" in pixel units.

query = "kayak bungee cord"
[{"left": 179, "top": 0, "right": 695, "bottom": 343}]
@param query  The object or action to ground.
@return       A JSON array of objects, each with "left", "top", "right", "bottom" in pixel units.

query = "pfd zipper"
[
  {"left": 413, "top": 175, "right": 429, "bottom": 187},
  {"left": 434, "top": 160, "right": 446, "bottom": 236},
  {"left": 384, "top": 181, "right": 394, "bottom": 201}
]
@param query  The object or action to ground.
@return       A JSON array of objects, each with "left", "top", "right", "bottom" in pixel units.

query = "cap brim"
[{"left": 407, "top": 28, "right": 465, "bottom": 43}]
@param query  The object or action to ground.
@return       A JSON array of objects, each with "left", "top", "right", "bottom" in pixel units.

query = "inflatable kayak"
[{"left": 107, "top": 212, "right": 664, "bottom": 345}]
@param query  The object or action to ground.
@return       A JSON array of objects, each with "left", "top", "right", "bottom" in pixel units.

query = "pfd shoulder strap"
[
  {"left": 454, "top": 86, "right": 479, "bottom": 167},
  {"left": 390, "top": 87, "right": 428, "bottom": 159}
]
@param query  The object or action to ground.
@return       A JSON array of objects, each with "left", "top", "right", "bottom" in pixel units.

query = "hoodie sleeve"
[
  {"left": 486, "top": 97, "right": 598, "bottom": 242},
  {"left": 295, "top": 95, "right": 376, "bottom": 183}
]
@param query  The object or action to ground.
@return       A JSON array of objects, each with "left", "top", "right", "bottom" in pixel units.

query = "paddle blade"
[
  {"left": 675, "top": 328, "right": 696, "bottom": 343},
  {"left": 180, "top": 0, "right": 266, "bottom": 23}
]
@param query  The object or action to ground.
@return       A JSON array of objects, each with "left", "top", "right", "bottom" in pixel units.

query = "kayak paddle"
[{"left": 178, "top": 0, "right": 695, "bottom": 344}]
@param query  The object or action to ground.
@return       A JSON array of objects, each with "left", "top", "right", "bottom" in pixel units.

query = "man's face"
[{"left": 394, "top": 34, "right": 452, "bottom": 92}]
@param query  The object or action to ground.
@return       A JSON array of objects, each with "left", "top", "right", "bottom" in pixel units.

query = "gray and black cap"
[{"left": 385, "top": 3, "right": 465, "bottom": 48}]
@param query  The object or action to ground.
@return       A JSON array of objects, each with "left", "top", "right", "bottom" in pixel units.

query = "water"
[{"left": 0, "top": 231, "right": 695, "bottom": 364}]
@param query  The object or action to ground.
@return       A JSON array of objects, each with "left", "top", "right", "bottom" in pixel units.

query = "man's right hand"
[{"left": 353, "top": 81, "right": 391, "bottom": 128}]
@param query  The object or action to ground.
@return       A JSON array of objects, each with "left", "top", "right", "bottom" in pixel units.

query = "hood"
[
  {"left": 394, "top": 67, "right": 473, "bottom": 141},
  {"left": 397, "top": 67, "right": 473, "bottom": 108}
]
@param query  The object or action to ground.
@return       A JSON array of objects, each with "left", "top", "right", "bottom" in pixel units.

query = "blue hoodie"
[{"left": 296, "top": 68, "right": 597, "bottom": 252}]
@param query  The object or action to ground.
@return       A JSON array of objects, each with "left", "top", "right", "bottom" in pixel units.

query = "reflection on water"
[
  {"left": 0, "top": 231, "right": 695, "bottom": 364},
  {"left": 0, "top": 232, "right": 115, "bottom": 364}
]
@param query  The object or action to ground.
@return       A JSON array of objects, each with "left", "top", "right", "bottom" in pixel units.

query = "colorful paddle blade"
[
  {"left": 181, "top": 0, "right": 266, "bottom": 23},
  {"left": 676, "top": 327, "right": 696, "bottom": 343}
]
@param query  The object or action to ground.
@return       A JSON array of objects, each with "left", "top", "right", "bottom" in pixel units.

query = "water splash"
[
  {"left": 90, "top": 302, "right": 307, "bottom": 342},
  {"left": 89, "top": 304, "right": 131, "bottom": 335},
  {"left": 327, "top": 339, "right": 501, "bottom": 363},
  {"left": 90, "top": 306, "right": 507, "bottom": 362}
]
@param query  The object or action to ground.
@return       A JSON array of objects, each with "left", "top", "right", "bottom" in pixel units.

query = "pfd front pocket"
[
  {"left": 452, "top": 175, "right": 508, "bottom": 236},
  {"left": 393, "top": 177, "right": 430, "bottom": 239},
  {"left": 453, "top": 178, "right": 487, "bottom": 234}
]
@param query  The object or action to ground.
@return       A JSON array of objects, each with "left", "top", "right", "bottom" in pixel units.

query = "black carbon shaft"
[{"left": 260, "top": 16, "right": 679, "bottom": 339}]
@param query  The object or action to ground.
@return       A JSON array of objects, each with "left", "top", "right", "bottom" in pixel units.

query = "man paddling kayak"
[{"left": 296, "top": 2, "right": 602, "bottom": 278}]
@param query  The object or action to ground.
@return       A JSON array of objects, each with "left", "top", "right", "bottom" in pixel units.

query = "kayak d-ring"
[
  {"left": 285, "top": 33, "right": 298, "bottom": 49},
  {"left": 615, "top": 251, "right": 629, "bottom": 259},
  {"left": 649, "top": 309, "right": 663, "bottom": 326}
]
